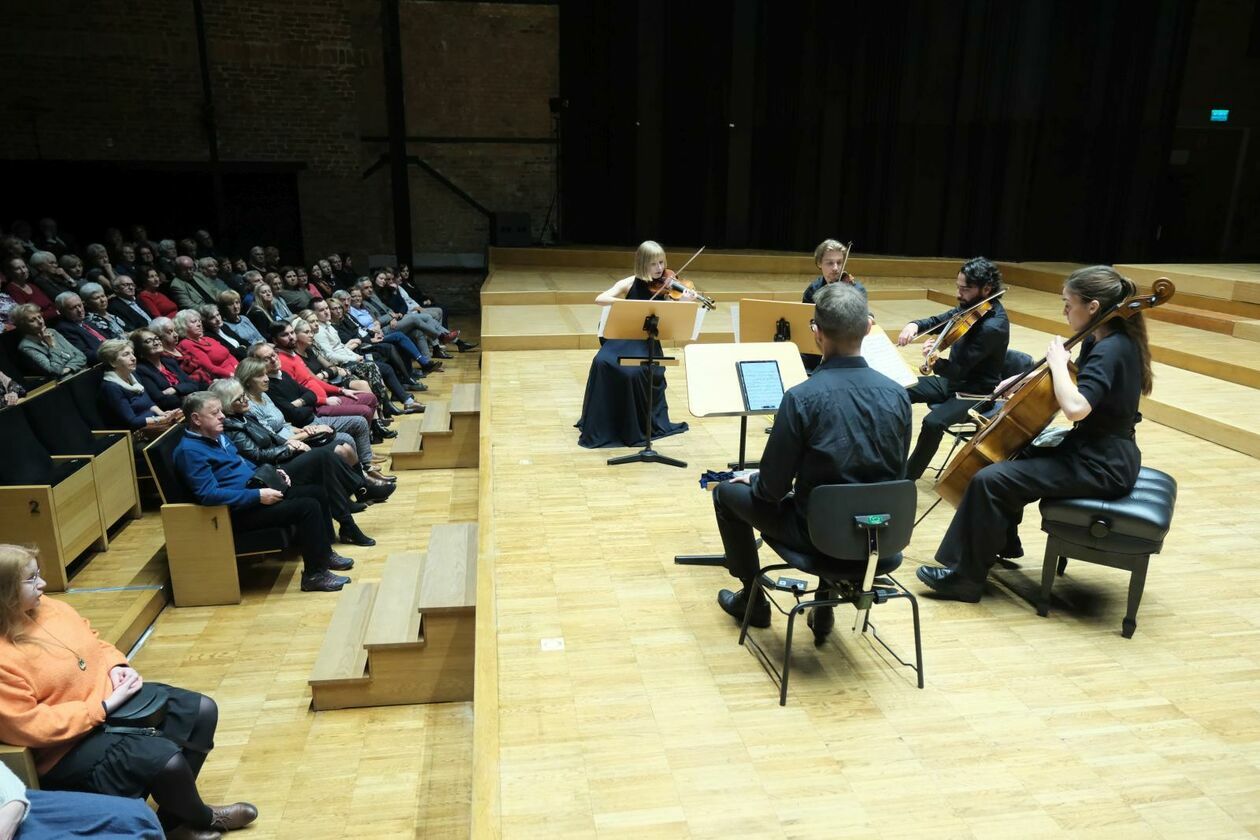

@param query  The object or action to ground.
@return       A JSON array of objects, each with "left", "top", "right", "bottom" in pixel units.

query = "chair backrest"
[
  {"left": 62, "top": 364, "right": 108, "bottom": 430},
  {"left": 20, "top": 378, "right": 98, "bottom": 455},
  {"left": 806, "top": 481, "right": 917, "bottom": 562},
  {"left": 143, "top": 424, "right": 196, "bottom": 505},
  {"left": 0, "top": 405, "right": 56, "bottom": 485},
  {"left": 1002, "top": 349, "right": 1034, "bottom": 379}
]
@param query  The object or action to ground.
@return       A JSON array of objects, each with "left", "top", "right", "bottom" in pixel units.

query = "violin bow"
[
  {"left": 649, "top": 245, "right": 706, "bottom": 301},
  {"left": 916, "top": 289, "right": 1006, "bottom": 338},
  {"left": 837, "top": 241, "right": 854, "bottom": 279}
]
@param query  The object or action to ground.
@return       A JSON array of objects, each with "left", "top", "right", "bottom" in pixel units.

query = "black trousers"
[
  {"left": 935, "top": 441, "right": 1140, "bottom": 584},
  {"left": 231, "top": 484, "right": 334, "bottom": 574},
  {"left": 712, "top": 481, "right": 813, "bottom": 585},
  {"left": 905, "top": 376, "right": 977, "bottom": 479},
  {"left": 275, "top": 447, "right": 363, "bottom": 523}
]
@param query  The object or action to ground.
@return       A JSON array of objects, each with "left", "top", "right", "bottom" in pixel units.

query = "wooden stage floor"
[{"left": 473, "top": 342, "right": 1260, "bottom": 838}]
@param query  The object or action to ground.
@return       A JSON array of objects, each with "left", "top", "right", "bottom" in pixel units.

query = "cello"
[{"left": 934, "top": 278, "right": 1174, "bottom": 508}]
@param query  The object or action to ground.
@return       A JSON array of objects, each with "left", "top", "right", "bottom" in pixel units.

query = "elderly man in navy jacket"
[{"left": 172, "top": 391, "right": 354, "bottom": 592}]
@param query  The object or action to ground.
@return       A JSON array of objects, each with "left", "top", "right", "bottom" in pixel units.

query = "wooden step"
[
  {"left": 450, "top": 383, "right": 480, "bottom": 415},
  {"left": 310, "top": 582, "right": 378, "bottom": 685},
  {"left": 418, "top": 523, "right": 478, "bottom": 614},
  {"left": 390, "top": 416, "right": 424, "bottom": 457},
  {"left": 363, "top": 551, "right": 427, "bottom": 650},
  {"left": 419, "top": 400, "right": 452, "bottom": 436}
]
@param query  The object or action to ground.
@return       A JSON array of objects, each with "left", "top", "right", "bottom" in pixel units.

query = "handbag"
[
  {"left": 105, "top": 683, "right": 170, "bottom": 728},
  {"left": 303, "top": 430, "right": 335, "bottom": 448},
  {"left": 246, "top": 463, "right": 288, "bottom": 492}
]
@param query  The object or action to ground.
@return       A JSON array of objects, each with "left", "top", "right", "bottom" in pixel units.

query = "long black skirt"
[
  {"left": 41, "top": 683, "right": 204, "bottom": 799},
  {"left": 575, "top": 338, "right": 688, "bottom": 449}
]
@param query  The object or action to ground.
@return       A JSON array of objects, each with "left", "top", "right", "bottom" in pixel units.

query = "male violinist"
[
  {"left": 800, "top": 239, "right": 870, "bottom": 371},
  {"left": 713, "top": 282, "right": 911, "bottom": 642},
  {"left": 895, "top": 257, "right": 1009, "bottom": 480}
]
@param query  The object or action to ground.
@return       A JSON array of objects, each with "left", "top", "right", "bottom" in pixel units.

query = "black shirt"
[
  {"left": 802, "top": 275, "right": 868, "bottom": 304},
  {"left": 266, "top": 372, "right": 319, "bottom": 426},
  {"left": 1069, "top": 331, "right": 1143, "bottom": 441},
  {"left": 913, "top": 300, "right": 1009, "bottom": 393},
  {"left": 752, "top": 355, "right": 912, "bottom": 515}
]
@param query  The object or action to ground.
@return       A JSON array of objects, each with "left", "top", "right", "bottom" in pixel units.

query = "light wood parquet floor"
[{"left": 62, "top": 299, "right": 1260, "bottom": 839}]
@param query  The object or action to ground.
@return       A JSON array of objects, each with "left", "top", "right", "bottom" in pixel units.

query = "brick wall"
[{"left": 0, "top": 0, "right": 559, "bottom": 280}]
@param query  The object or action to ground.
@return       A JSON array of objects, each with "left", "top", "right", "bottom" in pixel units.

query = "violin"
[
  {"left": 935, "top": 278, "right": 1174, "bottom": 508},
  {"left": 648, "top": 269, "right": 717, "bottom": 311},
  {"left": 919, "top": 291, "right": 1005, "bottom": 375}
]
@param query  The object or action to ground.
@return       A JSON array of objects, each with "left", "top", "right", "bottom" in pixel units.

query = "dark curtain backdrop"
[{"left": 560, "top": 0, "right": 1196, "bottom": 263}]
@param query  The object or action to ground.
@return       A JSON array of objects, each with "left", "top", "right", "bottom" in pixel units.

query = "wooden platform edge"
[{"left": 470, "top": 353, "right": 501, "bottom": 840}]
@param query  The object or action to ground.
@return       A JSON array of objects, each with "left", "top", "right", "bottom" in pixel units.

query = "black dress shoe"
[
  {"left": 807, "top": 606, "right": 834, "bottom": 645},
  {"left": 301, "top": 570, "right": 349, "bottom": 592},
  {"left": 432, "top": 347, "right": 453, "bottom": 360},
  {"left": 406, "top": 380, "right": 429, "bottom": 392},
  {"left": 372, "top": 422, "right": 398, "bottom": 439},
  {"left": 455, "top": 338, "right": 479, "bottom": 352},
  {"left": 718, "top": 588, "right": 770, "bottom": 628},
  {"left": 916, "top": 566, "right": 983, "bottom": 602},
  {"left": 401, "top": 401, "right": 425, "bottom": 414},
  {"left": 338, "top": 522, "right": 376, "bottom": 547},
  {"left": 420, "top": 360, "right": 444, "bottom": 374},
  {"left": 349, "top": 501, "right": 368, "bottom": 514}
]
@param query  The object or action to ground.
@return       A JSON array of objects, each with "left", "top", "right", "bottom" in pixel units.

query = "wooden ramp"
[
  {"left": 390, "top": 383, "right": 481, "bottom": 469},
  {"left": 309, "top": 523, "right": 478, "bottom": 711}
]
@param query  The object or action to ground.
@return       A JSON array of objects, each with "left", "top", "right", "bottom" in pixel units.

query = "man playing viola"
[{"left": 895, "top": 257, "right": 1009, "bottom": 480}]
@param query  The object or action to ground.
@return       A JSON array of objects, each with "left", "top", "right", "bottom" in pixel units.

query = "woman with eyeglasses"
[
  {"left": 0, "top": 544, "right": 257, "bottom": 839},
  {"left": 130, "top": 328, "right": 200, "bottom": 411},
  {"left": 97, "top": 339, "right": 182, "bottom": 437}
]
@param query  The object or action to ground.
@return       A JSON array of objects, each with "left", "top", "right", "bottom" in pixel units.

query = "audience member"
[
  {"left": 173, "top": 392, "right": 355, "bottom": 592},
  {"left": 79, "top": 282, "right": 128, "bottom": 338},
  {"left": 26, "top": 252, "right": 77, "bottom": 301},
  {"left": 52, "top": 292, "right": 107, "bottom": 362},
  {"left": 276, "top": 267, "right": 315, "bottom": 312},
  {"left": 217, "top": 289, "right": 265, "bottom": 345},
  {"left": 82, "top": 244, "right": 115, "bottom": 287},
  {"left": 58, "top": 254, "right": 85, "bottom": 285},
  {"left": 131, "top": 328, "right": 201, "bottom": 410},
  {"left": 32, "top": 217, "right": 74, "bottom": 258},
  {"left": 196, "top": 304, "right": 247, "bottom": 360},
  {"left": 269, "top": 321, "right": 378, "bottom": 423},
  {"left": 1, "top": 369, "right": 26, "bottom": 406},
  {"left": 157, "top": 240, "right": 178, "bottom": 278},
  {"left": 342, "top": 286, "right": 436, "bottom": 370},
  {"left": 13, "top": 304, "right": 86, "bottom": 376},
  {"left": 169, "top": 257, "right": 220, "bottom": 310},
  {"left": 138, "top": 267, "right": 178, "bottom": 319},
  {"left": 0, "top": 760, "right": 164, "bottom": 839},
  {"left": 0, "top": 544, "right": 258, "bottom": 838},
  {"left": 246, "top": 280, "right": 293, "bottom": 335},
  {"left": 107, "top": 274, "right": 153, "bottom": 330},
  {"left": 311, "top": 298, "right": 423, "bottom": 412},
  {"left": 361, "top": 275, "right": 448, "bottom": 355},
  {"left": 2, "top": 258, "right": 57, "bottom": 322},
  {"left": 174, "top": 309, "right": 237, "bottom": 384}
]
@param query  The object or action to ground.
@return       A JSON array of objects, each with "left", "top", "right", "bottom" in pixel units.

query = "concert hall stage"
[{"left": 469, "top": 248, "right": 1260, "bottom": 837}]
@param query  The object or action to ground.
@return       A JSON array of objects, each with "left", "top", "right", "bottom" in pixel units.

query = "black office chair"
[
  {"left": 931, "top": 349, "right": 1035, "bottom": 478},
  {"left": 739, "top": 480, "right": 922, "bottom": 705}
]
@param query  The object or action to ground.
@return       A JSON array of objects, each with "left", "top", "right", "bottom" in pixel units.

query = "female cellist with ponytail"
[{"left": 918, "top": 265, "right": 1155, "bottom": 603}]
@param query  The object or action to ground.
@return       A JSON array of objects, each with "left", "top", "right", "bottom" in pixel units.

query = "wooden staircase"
[
  {"left": 308, "top": 523, "right": 478, "bottom": 711},
  {"left": 390, "top": 383, "right": 480, "bottom": 470}
]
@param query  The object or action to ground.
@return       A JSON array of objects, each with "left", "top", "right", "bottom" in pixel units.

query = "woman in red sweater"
[
  {"left": 0, "top": 545, "right": 256, "bottom": 839},
  {"left": 137, "top": 267, "right": 178, "bottom": 319},
  {"left": 174, "top": 309, "right": 238, "bottom": 385}
]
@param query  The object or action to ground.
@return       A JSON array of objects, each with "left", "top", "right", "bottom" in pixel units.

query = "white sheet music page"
[
  {"left": 861, "top": 329, "right": 919, "bottom": 388},
  {"left": 597, "top": 305, "right": 610, "bottom": 339}
]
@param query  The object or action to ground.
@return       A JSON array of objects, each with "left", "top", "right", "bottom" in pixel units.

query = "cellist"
[
  {"left": 918, "top": 266, "right": 1153, "bottom": 602},
  {"left": 896, "top": 257, "right": 1009, "bottom": 479}
]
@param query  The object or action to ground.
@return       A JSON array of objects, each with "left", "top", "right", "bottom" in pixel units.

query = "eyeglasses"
[
  {"left": 22, "top": 570, "right": 43, "bottom": 585},
  {"left": 809, "top": 318, "right": 816, "bottom": 326},
  {"left": 142, "top": 337, "right": 162, "bottom": 344},
  {"left": 231, "top": 395, "right": 249, "bottom": 404}
]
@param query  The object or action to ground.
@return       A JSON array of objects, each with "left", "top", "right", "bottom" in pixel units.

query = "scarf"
[{"left": 104, "top": 370, "right": 146, "bottom": 395}]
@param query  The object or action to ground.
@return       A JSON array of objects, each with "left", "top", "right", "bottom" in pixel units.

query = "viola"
[
  {"left": 935, "top": 278, "right": 1174, "bottom": 508},
  {"left": 919, "top": 291, "right": 1005, "bottom": 375},
  {"left": 648, "top": 269, "right": 716, "bottom": 311}
]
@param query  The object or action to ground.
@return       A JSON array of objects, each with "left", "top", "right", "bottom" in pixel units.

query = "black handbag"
[
  {"left": 303, "top": 430, "right": 335, "bottom": 448},
  {"left": 246, "top": 463, "right": 288, "bottom": 492},
  {"left": 105, "top": 683, "right": 170, "bottom": 728}
]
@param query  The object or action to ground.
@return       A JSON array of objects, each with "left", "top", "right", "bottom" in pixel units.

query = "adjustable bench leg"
[
  {"left": 1038, "top": 543, "right": 1059, "bottom": 618},
  {"left": 1122, "top": 556, "right": 1149, "bottom": 639}
]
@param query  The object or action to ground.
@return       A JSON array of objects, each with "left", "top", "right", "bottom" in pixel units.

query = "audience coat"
[
  {"left": 18, "top": 332, "right": 86, "bottom": 376},
  {"left": 135, "top": 357, "right": 200, "bottom": 410},
  {"left": 53, "top": 319, "right": 105, "bottom": 363},
  {"left": 108, "top": 295, "right": 152, "bottom": 331}
]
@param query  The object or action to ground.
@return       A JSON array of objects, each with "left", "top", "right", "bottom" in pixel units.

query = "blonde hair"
[
  {"left": 0, "top": 545, "right": 39, "bottom": 642},
  {"left": 813, "top": 239, "right": 849, "bottom": 266},
  {"left": 97, "top": 338, "right": 131, "bottom": 368},
  {"left": 633, "top": 240, "right": 666, "bottom": 282}
]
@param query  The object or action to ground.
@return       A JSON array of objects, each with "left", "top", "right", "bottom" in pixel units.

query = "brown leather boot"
[{"left": 209, "top": 802, "right": 259, "bottom": 831}]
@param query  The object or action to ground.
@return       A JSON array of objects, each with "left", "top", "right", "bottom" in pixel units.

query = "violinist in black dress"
[
  {"left": 896, "top": 257, "right": 1009, "bottom": 480},
  {"left": 575, "top": 240, "right": 692, "bottom": 449},
  {"left": 918, "top": 266, "right": 1153, "bottom": 602}
]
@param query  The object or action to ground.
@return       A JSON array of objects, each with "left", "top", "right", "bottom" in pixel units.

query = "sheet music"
[
  {"left": 597, "top": 305, "right": 610, "bottom": 338},
  {"left": 861, "top": 329, "right": 919, "bottom": 388},
  {"left": 690, "top": 306, "right": 706, "bottom": 341},
  {"left": 730, "top": 303, "right": 741, "bottom": 342}
]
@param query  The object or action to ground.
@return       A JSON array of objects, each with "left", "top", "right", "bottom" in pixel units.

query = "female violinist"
[
  {"left": 896, "top": 257, "right": 1009, "bottom": 480},
  {"left": 575, "top": 241, "right": 692, "bottom": 448},
  {"left": 918, "top": 265, "right": 1154, "bottom": 602}
]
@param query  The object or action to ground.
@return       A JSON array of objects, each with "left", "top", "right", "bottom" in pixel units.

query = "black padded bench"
[{"left": 1037, "top": 466, "right": 1177, "bottom": 638}]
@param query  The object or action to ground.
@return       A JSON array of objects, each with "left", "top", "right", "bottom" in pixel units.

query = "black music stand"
[{"left": 601, "top": 299, "right": 702, "bottom": 469}]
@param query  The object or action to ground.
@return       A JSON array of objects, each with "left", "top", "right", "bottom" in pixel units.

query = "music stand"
[
  {"left": 601, "top": 299, "right": 703, "bottom": 469},
  {"left": 737, "top": 299, "right": 818, "bottom": 357},
  {"left": 674, "top": 342, "right": 807, "bottom": 566}
]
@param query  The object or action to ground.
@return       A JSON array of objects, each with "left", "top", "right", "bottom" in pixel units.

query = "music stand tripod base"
[{"left": 608, "top": 448, "right": 687, "bottom": 468}]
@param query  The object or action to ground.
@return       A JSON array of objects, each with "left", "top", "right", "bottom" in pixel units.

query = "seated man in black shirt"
[
  {"left": 895, "top": 257, "right": 1009, "bottom": 480},
  {"left": 713, "top": 282, "right": 912, "bottom": 638}
]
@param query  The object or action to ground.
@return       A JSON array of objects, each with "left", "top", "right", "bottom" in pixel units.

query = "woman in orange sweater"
[{"left": 0, "top": 545, "right": 256, "bottom": 840}]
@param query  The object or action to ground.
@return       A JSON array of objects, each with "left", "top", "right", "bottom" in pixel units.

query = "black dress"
[{"left": 575, "top": 278, "right": 689, "bottom": 448}]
